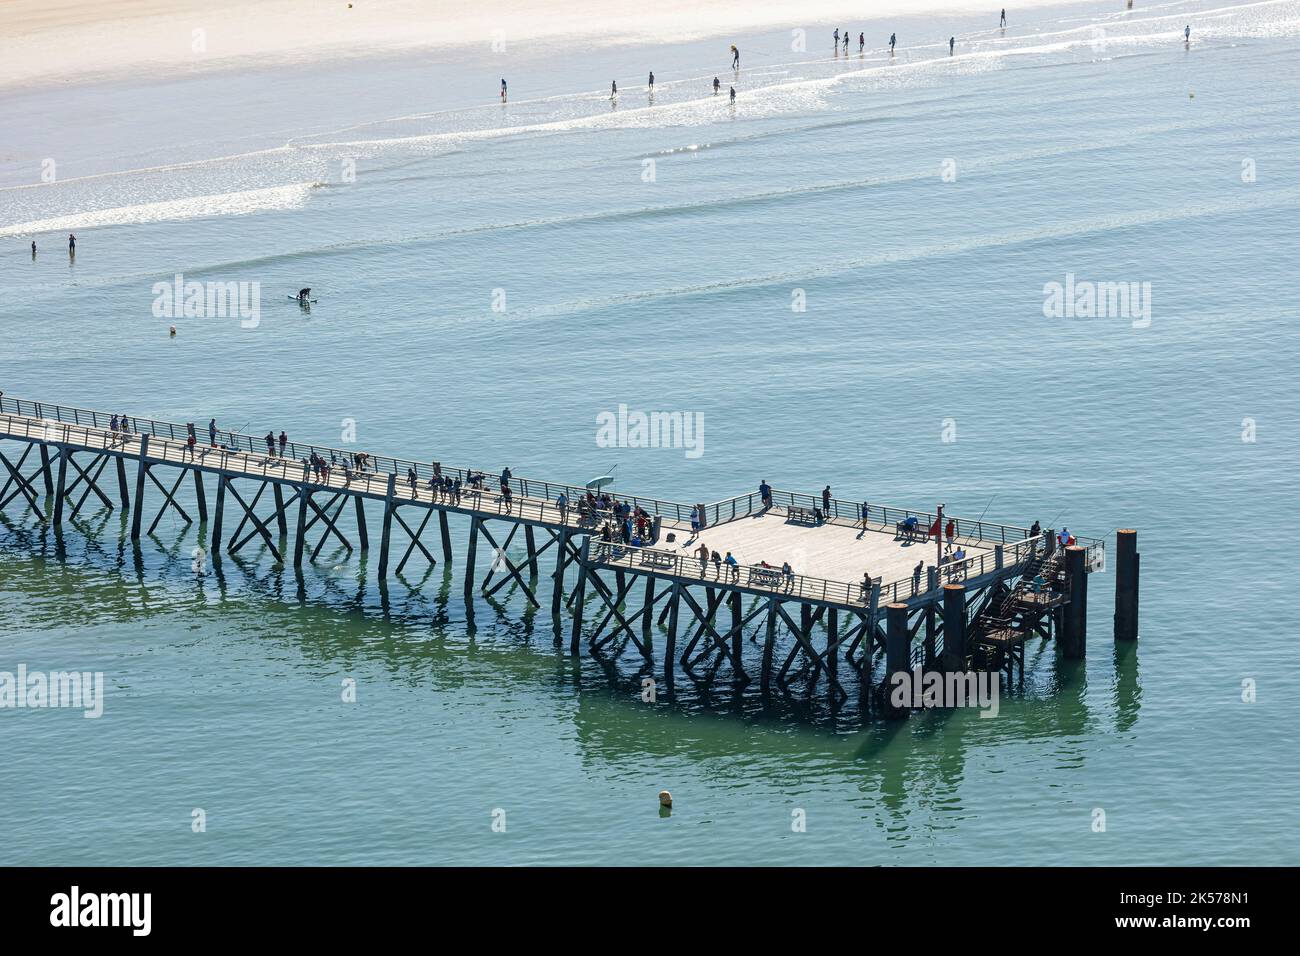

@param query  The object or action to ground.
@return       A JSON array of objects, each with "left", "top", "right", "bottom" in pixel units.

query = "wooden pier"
[{"left": 0, "top": 396, "right": 1129, "bottom": 719}]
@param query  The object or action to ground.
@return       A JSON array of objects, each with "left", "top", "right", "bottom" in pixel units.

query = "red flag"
[{"left": 928, "top": 517, "right": 941, "bottom": 538}]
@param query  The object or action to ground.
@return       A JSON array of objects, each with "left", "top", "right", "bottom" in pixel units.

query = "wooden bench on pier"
[
  {"left": 894, "top": 518, "right": 929, "bottom": 543},
  {"left": 786, "top": 505, "right": 818, "bottom": 525},
  {"left": 639, "top": 550, "right": 677, "bottom": 570}
]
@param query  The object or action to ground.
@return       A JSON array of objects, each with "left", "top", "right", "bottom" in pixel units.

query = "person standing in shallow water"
[
  {"left": 950, "top": 36, "right": 955, "bottom": 55},
  {"left": 1001, "top": 9, "right": 1006, "bottom": 28},
  {"left": 500, "top": 78, "right": 507, "bottom": 102},
  {"left": 68, "top": 233, "right": 75, "bottom": 257}
]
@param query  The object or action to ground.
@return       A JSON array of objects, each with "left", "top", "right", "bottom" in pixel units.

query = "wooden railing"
[{"left": 588, "top": 538, "right": 875, "bottom": 607}]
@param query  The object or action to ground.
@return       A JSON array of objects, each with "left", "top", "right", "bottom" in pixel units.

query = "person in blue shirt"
[{"left": 724, "top": 551, "right": 739, "bottom": 581}]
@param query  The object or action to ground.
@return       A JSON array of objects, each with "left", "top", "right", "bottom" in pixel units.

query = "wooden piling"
[
  {"left": 211, "top": 476, "right": 226, "bottom": 558},
  {"left": 129, "top": 435, "right": 150, "bottom": 540},
  {"left": 439, "top": 510, "right": 452, "bottom": 564},
  {"left": 52, "top": 449, "right": 69, "bottom": 525},
  {"left": 193, "top": 470, "right": 208, "bottom": 523},
  {"left": 942, "top": 583, "right": 967, "bottom": 668},
  {"left": 1114, "top": 529, "right": 1139, "bottom": 642},
  {"left": 569, "top": 537, "right": 590, "bottom": 654},
  {"left": 826, "top": 607, "right": 839, "bottom": 685},
  {"left": 761, "top": 596, "right": 778, "bottom": 693},
  {"left": 293, "top": 486, "right": 311, "bottom": 568},
  {"left": 525, "top": 525, "right": 538, "bottom": 578},
  {"left": 883, "top": 602, "right": 910, "bottom": 719},
  {"left": 355, "top": 496, "right": 369, "bottom": 551},
  {"left": 1062, "top": 545, "right": 1088, "bottom": 658},
  {"left": 464, "top": 514, "right": 480, "bottom": 602},
  {"left": 642, "top": 576, "right": 655, "bottom": 649},
  {"left": 374, "top": 472, "right": 396, "bottom": 577},
  {"left": 551, "top": 528, "right": 569, "bottom": 617},
  {"left": 38, "top": 445, "right": 54, "bottom": 495},
  {"left": 665, "top": 580, "right": 682, "bottom": 684},
  {"left": 274, "top": 484, "right": 288, "bottom": 536},
  {"left": 115, "top": 456, "right": 129, "bottom": 508}
]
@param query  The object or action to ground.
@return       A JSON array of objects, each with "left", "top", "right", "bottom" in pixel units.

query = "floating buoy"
[
  {"left": 658, "top": 789, "right": 673, "bottom": 808},
  {"left": 169, "top": 326, "right": 177, "bottom": 337}
]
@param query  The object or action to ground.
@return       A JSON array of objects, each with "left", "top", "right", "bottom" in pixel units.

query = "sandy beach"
[{"left": 0, "top": 0, "right": 1076, "bottom": 90}]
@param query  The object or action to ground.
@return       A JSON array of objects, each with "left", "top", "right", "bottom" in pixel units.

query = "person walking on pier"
[
  {"left": 501, "top": 483, "right": 514, "bottom": 513},
  {"left": 185, "top": 423, "right": 197, "bottom": 460},
  {"left": 945, "top": 517, "right": 956, "bottom": 546},
  {"left": 406, "top": 466, "right": 418, "bottom": 497}
]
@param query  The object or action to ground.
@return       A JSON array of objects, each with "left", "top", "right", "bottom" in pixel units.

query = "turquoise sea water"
[{"left": 2, "top": 0, "right": 1299, "bottom": 864}]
